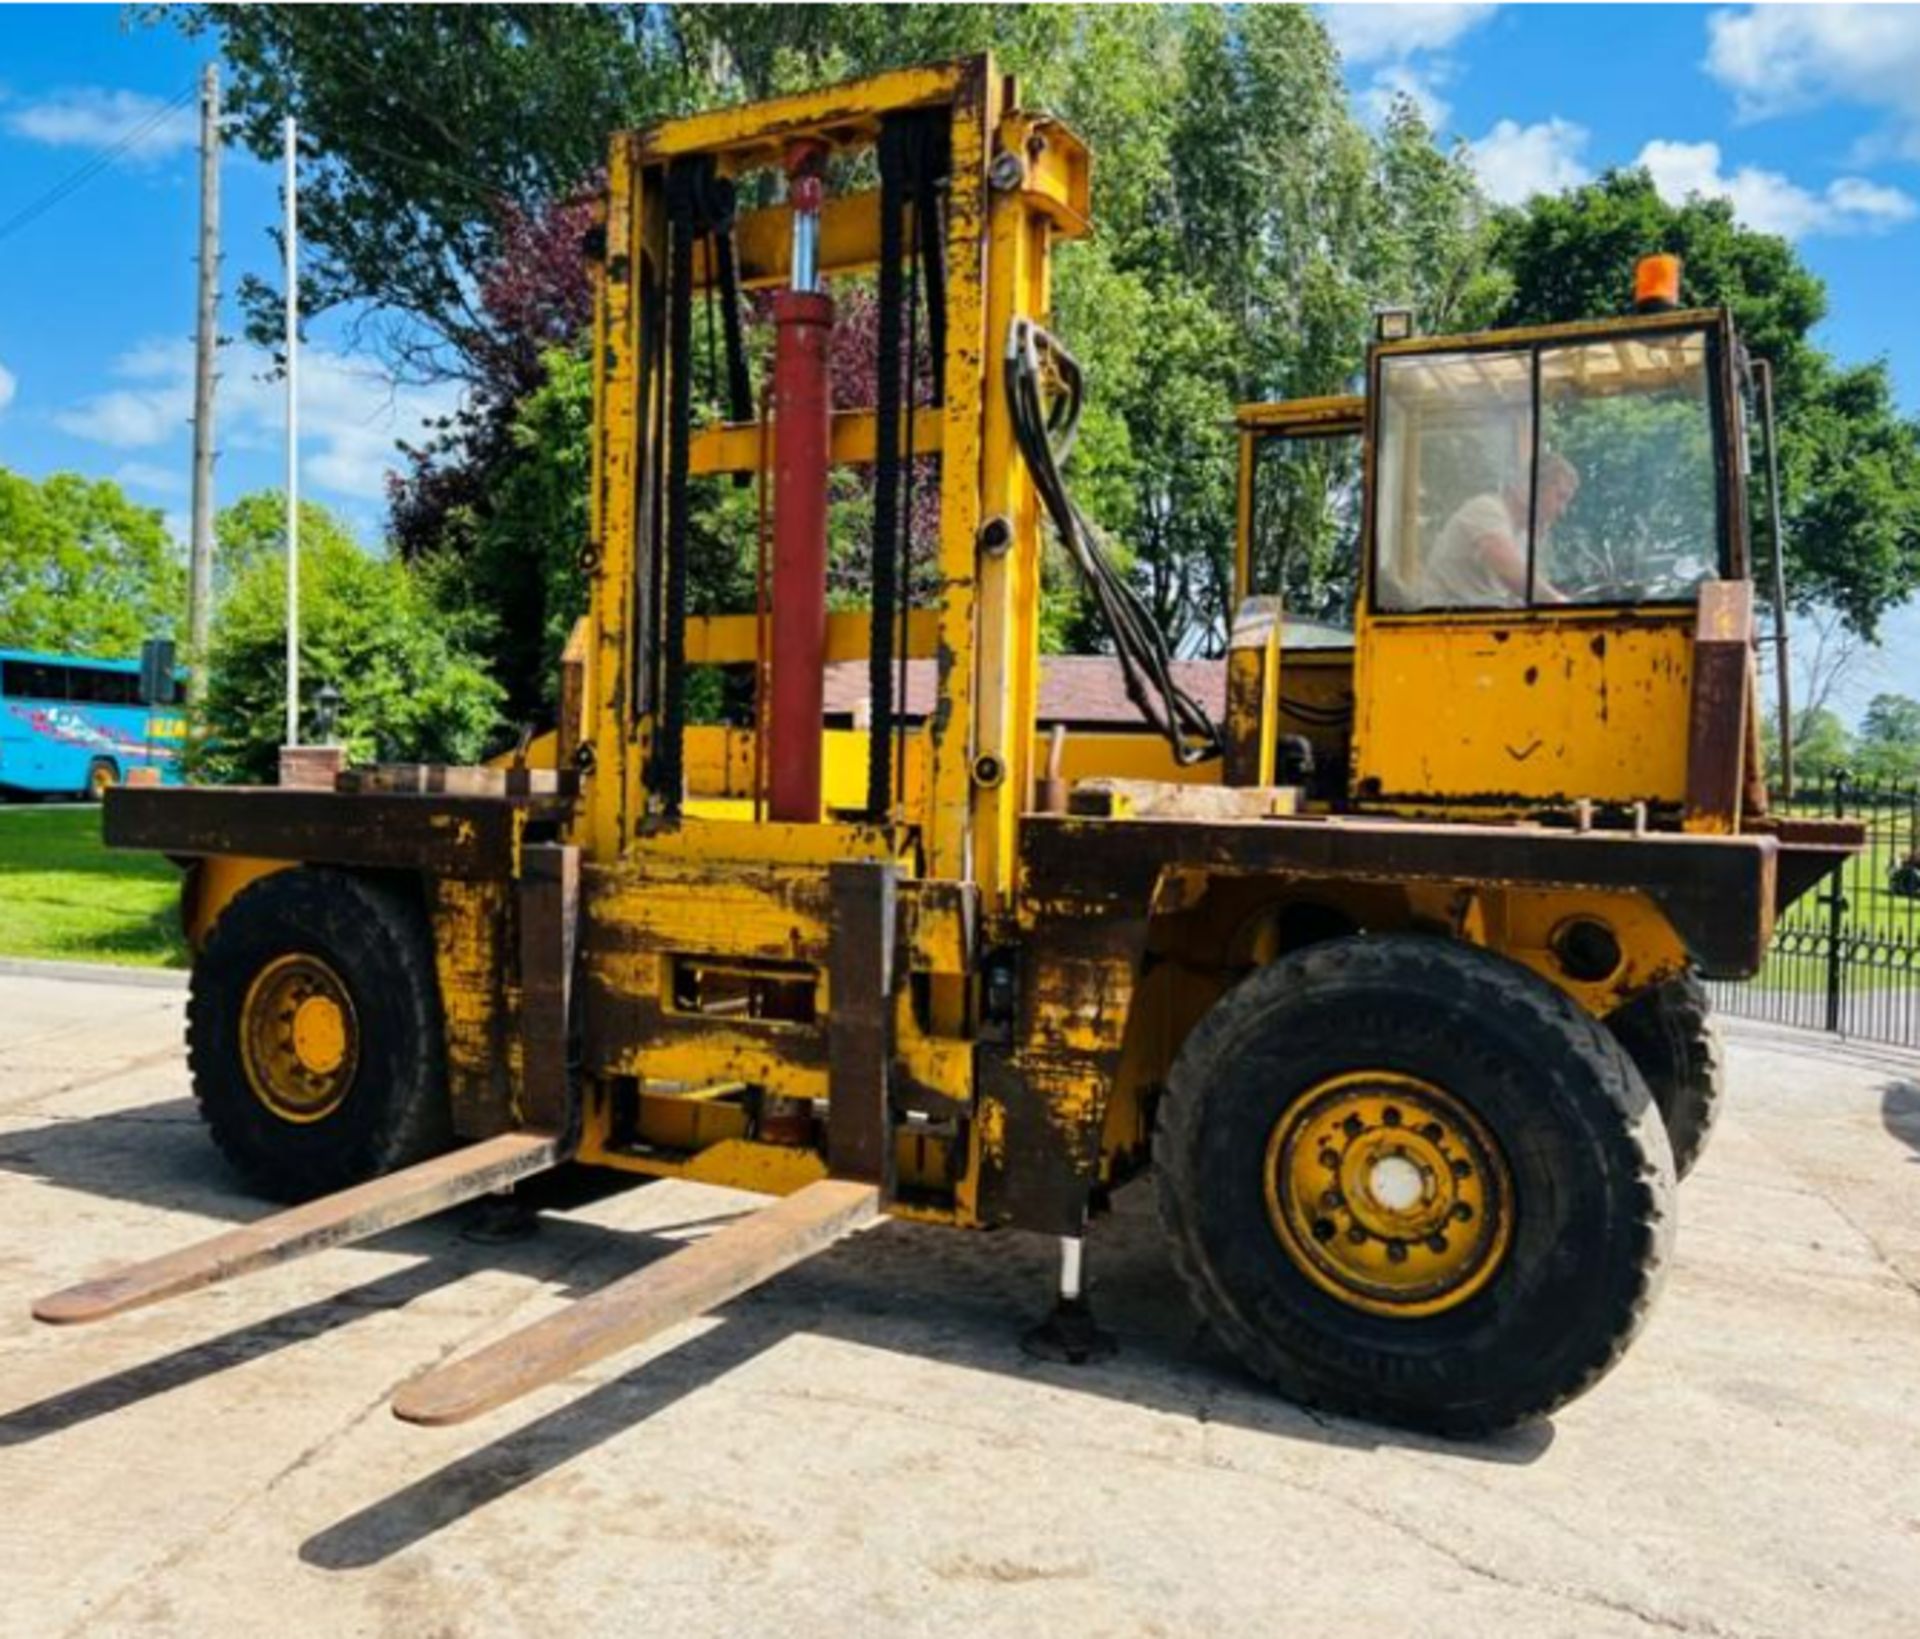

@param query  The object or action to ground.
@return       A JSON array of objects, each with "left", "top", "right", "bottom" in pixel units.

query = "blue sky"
[
  {"left": 0, "top": 3, "right": 1917, "bottom": 709},
  {"left": 0, "top": 4, "right": 457, "bottom": 545},
  {"left": 1320, "top": 3, "right": 1920, "bottom": 713}
]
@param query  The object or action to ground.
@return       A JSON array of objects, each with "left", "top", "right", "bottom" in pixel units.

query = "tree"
[
  {"left": 0, "top": 467, "right": 181, "bottom": 655},
  {"left": 1765, "top": 705, "right": 1852, "bottom": 786},
  {"left": 408, "top": 349, "right": 594, "bottom": 722},
  {"left": 171, "top": 3, "right": 1075, "bottom": 382},
  {"left": 178, "top": 6, "right": 1495, "bottom": 665},
  {"left": 194, "top": 494, "right": 504, "bottom": 782},
  {"left": 1855, "top": 693, "right": 1920, "bottom": 784},
  {"left": 1488, "top": 171, "right": 1920, "bottom": 638},
  {"left": 214, "top": 490, "right": 361, "bottom": 597}
]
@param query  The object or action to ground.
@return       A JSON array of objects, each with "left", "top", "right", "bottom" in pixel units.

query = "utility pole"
[
  {"left": 284, "top": 113, "right": 300, "bottom": 747},
  {"left": 186, "top": 62, "right": 219, "bottom": 706}
]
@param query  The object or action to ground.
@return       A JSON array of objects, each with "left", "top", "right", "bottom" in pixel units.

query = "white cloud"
[
  {"left": 0, "top": 359, "right": 14, "bottom": 413},
  {"left": 1323, "top": 3, "right": 1498, "bottom": 134},
  {"left": 113, "top": 461, "right": 188, "bottom": 497},
  {"left": 57, "top": 339, "right": 463, "bottom": 502},
  {"left": 1706, "top": 5, "right": 1920, "bottom": 156},
  {"left": 1636, "top": 138, "right": 1917, "bottom": 239},
  {"left": 1468, "top": 117, "right": 1592, "bottom": 204},
  {"left": 1360, "top": 62, "right": 1456, "bottom": 130},
  {"left": 1322, "top": 3, "right": 1498, "bottom": 64},
  {"left": 2, "top": 86, "right": 196, "bottom": 162}
]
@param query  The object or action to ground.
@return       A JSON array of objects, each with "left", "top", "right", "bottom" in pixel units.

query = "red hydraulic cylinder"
[{"left": 767, "top": 285, "right": 834, "bottom": 823}]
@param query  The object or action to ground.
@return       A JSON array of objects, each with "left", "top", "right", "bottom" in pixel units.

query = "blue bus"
[{"left": 0, "top": 642, "right": 187, "bottom": 800}]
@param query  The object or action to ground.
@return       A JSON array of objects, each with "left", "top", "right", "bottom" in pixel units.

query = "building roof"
[{"left": 823, "top": 655, "right": 1228, "bottom": 727}]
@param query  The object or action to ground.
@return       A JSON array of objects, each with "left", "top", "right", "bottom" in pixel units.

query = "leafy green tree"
[
  {"left": 177, "top": 6, "right": 1522, "bottom": 670},
  {"left": 195, "top": 495, "right": 503, "bottom": 782},
  {"left": 1487, "top": 171, "right": 1920, "bottom": 638},
  {"left": 1766, "top": 705, "right": 1853, "bottom": 786},
  {"left": 0, "top": 467, "right": 181, "bottom": 655},
  {"left": 214, "top": 490, "right": 360, "bottom": 598},
  {"left": 410, "top": 348, "right": 594, "bottom": 721},
  {"left": 172, "top": 3, "right": 1076, "bottom": 378},
  {"left": 1855, "top": 693, "right": 1920, "bottom": 784}
]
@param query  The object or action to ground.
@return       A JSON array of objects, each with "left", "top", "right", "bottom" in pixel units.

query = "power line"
[{"left": 0, "top": 82, "right": 199, "bottom": 247}]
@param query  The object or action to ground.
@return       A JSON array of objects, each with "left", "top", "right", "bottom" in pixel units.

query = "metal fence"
[{"left": 1709, "top": 774, "right": 1920, "bottom": 1047}]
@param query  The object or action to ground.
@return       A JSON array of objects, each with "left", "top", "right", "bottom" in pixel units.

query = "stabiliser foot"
[
  {"left": 1021, "top": 1297, "right": 1118, "bottom": 1365},
  {"left": 1020, "top": 1234, "right": 1117, "bottom": 1365},
  {"left": 460, "top": 1191, "right": 541, "bottom": 1245}
]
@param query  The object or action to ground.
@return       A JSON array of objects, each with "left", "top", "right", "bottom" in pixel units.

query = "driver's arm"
[{"left": 1471, "top": 529, "right": 1565, "bottom": 603}]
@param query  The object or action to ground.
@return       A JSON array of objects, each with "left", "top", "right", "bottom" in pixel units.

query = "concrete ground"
[{"left": 1, "top": 968, "right": 1918, "bottom": 1638}]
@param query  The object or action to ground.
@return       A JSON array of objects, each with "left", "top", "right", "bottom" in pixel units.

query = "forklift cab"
[{"left": 1236, "top": 305, "right": 1755, "bottom": 826}]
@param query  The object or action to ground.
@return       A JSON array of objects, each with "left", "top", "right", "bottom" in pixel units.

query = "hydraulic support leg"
[{"left": 1020, "top": 1233, "right": 1117, "bottom": 1365}]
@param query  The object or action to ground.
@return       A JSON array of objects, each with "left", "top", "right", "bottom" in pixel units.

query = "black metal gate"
[{"left": 1709, "top": 774, "right": 1920, "bottom": 1046}]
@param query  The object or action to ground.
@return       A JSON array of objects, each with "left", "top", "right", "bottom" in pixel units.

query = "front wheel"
[
  {"left": 186, "top": 867, "right": 452, "bottom": 1201},
  {"left": 84, "top": 758, "right": 117, "bottom": 801},
  {"left": 1155, "top": 935, "right": 1675, "bottom": 1436}
]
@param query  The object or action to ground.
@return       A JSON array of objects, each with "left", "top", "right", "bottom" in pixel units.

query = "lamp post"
[{"left": 313, "top": 682, "right": 342, "bottom": 744}]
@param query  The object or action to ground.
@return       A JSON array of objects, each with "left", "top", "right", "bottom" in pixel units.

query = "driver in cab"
[{"left": 1420, "top": 452, "right": 1578, "bottom": 607}]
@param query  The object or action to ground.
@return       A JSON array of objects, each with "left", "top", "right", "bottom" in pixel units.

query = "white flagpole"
[{"left": 284, "top": 113, "right": 300, "bottom": 747}]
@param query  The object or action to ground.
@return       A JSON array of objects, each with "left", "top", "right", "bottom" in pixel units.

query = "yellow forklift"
[{"left": 39, "top": 59, "right": 1859, "bottom": 1435}]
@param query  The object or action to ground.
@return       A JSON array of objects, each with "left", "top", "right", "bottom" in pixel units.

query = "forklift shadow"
[
  {"left": 300, "top": 1181, "right": 1552, "bottom": 1573},
  {"left": 0, "top": 1096, "right": 673, "bottom": 1230},
  {"left": 0, "top": 1098, "right": 283, "bottom": 1227},
  {"left": 1881, "top": 1080, "right": 1920, "bottom": 1162},
  {"left": 0, "top": 1112, "right": 1549, "bottom": 1568},
  {"left": 0, "top": 1203, "right": 748, "bottom": 1452}
]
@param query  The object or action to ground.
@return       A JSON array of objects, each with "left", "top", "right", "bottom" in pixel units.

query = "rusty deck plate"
[
  {"left": 102, "top": 785, "right": 563, "bottom": 880},
  {"left": 391, "top": 1178, "right": 880, "bottom": 1426},
  {"left": 33, "top": 1131, "right": 564, "bottom": 1326}
]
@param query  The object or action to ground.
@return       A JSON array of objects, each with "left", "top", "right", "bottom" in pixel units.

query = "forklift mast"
[{"left": 576, "top": 57, "right": 1090, "bottom": 917}]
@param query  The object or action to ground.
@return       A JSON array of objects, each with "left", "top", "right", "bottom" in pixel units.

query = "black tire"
[
  {"left": 186, "top": 867, "right": 451, "bottom": 1201},
  {"left": 1607, "top": 974, "right": 1723, "bottom": 1180},
  {"left": 1154, "top": 935, "right": 1675, "bottom": 1436}
]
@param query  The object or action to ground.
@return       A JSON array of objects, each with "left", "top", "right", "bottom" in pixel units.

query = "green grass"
[{"left": 0, "top": 805, "right": 187, "bottom": 968}]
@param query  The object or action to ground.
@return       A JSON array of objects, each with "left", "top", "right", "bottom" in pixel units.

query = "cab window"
[
  {"left": 1535, "top": 333, "right": 1718, "bottom": 605},
  {"left": 1373, "top": 328, "right": 1721, "bottom": 612},
  {"left": 1247, "top": 427, "right": 1363, "bottom": 627}
]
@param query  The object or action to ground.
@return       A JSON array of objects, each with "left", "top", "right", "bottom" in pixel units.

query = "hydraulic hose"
[{"left": 1005, "top": 318, "right": 1222, "bottom": 765}]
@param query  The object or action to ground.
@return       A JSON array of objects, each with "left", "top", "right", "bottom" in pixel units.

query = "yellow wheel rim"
[
  {"left": 1262, "top": 1071, "right": 1513, "bottom": 1319},
  {"left": 239, "top": 953, "right": 359, "bottom": 1123},
  {"left": 89, "top": 764, "right": 115, "bottom": 799}
]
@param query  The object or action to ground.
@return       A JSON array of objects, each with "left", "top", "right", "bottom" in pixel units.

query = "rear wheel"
[
  {"left": 1607, "top": 974, "right": 1723, "bottom": 1179},
  {"left": 1155, "top": 935, "right": 1675, "bottom": 1435},
  {"left": 187, "top": 867, "right": 451, "bottom": 1201},
  {"left": 84, "top": 758, "right": 117, "bottom": 801}
]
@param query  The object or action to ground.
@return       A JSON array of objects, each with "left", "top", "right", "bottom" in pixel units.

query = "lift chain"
[{"left": 867, "top": 111, "right": 951, "bottom": 818}]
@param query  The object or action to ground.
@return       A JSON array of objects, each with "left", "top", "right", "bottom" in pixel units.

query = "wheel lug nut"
[
  {"left": 1320, "top": 1149, "right": 1340, "bottom": 1171},
  {"left": 1382, "top": 1106, "right": 1402, "bottom": 1127},
  {"left": 1320, "top": 1189, "right": 1342, "bottom": 1209},
  {"left": 1420, "top": 1122, "right": 1443, "bottom": 1143},
  {"left": 1386, "top": 1241, "right": 1408, "bottom": 1263},
  {"left": 1451, "top": 1159, "right": 1471, "bottom": 1179},
  {"left": 1311, "top": 1218, "right": 1336, "bottom": 1243},
  {"left": 1346, "top": 1225, "right": 1368, "bottom": 1245},
  {"left": 1342, "top": 1115, "right": 1364, "bottom": 1139},
  {"left": 1426, "top": 1233, "right": 1449, "bottom": 1254},
  {"left": 1452, "top": 1202, "right": 1474, "bottom": 1222}
]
